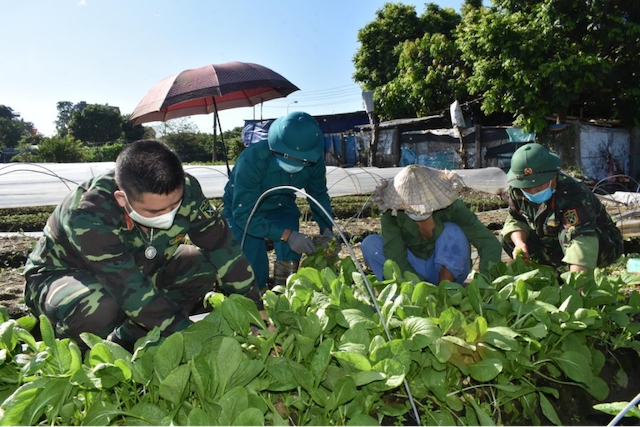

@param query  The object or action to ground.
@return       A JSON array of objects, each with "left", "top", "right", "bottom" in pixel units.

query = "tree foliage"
[
  {"left": 0, "top": 105, "right": 36, "bottom": 150},
  {"left": 457, "top": 0, "right": 640, "bottom": 131},
  {"left": 68, "top": 104, "right": 125, "bottom": 144},
  {"left": 162, "top": 126, "right": 245, "bottom": 163},
  {"left": 353, "top": 3, "right": 424, "bottom": 90},
  {"left": 354, "top": 1, "right": 640, "bottom": 129},
  {"left": 354, "top": 3, "right": 465, "bottom": 120},
  {"left": 54, "top": 101, "right": 74, "bottom": 136},
  {"left": 376, "top": 32, "right": 469, "bottom": 120},
  {"left": 15, "top": 135, "right": 86, "bottom": 163}
]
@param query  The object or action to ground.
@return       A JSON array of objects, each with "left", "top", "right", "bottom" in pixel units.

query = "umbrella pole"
[
  {"left": 212, "top": 98, "right": 232, "bottom": 176},
  {"left": 212, "top": 112, "right": 218, "bottom": 163}
]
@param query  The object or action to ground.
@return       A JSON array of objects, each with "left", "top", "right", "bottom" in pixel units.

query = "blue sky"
[{"left": 1, "top": 1, "right": 470, "bottom": 137}]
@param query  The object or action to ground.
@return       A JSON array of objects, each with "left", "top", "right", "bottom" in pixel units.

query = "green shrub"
[{"left": 83, "top": 142, "right": 127, "bottom": 162}]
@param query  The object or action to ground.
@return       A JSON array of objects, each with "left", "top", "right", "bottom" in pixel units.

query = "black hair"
[{"left": 115, "top": 139, "right": 184, "bottom": 201}]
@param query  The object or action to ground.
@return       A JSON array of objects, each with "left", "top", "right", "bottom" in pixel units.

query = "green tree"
[
  {"left": 0, "top": 105, "right": 36, "bottom": 150},
  {"left": 376, "top": 31, "right": 468, "bottom": 120},
  {"left": 354, "top": 3, "right": 464, "bottom": 119},
  {"left": 457, "top": 0, "right": 640, "bottom": 131},
  {"left": 224, "top": 126, "right": 246, "bottom": 161},
  {"left": 151, "top": 117, "right": 199, "bottom": 138},
  {"left": 68, "top": 104, "right": 124, "bottom": 144},
  {"left": 122, "top": 118, "right": 150, "bottom": 142},
  {"left": 353, "top": 3, "right": 424, "bottom": 89},
  {"left": 163, "top": 132, "right": 211, "bottom": 163},
  {"left": 55, "top": 101, "right": 74, "bottom": 136}
]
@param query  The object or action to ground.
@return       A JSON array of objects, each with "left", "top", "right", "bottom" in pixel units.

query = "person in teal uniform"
[
  {"left": 223, "top": 111, "right": 338, "bottom": 290},
  {"left": 501, "top": 142, "right": 622, "bottom": 270},
  {"left": 362, "top": 164, "right": 501, "bottom": 284}
]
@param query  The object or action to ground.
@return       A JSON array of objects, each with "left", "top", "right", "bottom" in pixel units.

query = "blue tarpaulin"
[{"left": 241, "top": 120, "right": 272, "bottom": 146}]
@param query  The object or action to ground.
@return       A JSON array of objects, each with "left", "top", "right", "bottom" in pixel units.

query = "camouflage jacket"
[
  {"left": 24, "top": 171, "right": 259, "bottom": 333},
  {"left": 501, "top": 173, "right": 622, "bottom": 268}
]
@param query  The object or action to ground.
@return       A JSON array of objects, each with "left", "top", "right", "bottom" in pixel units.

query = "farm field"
[{"left": 0, "top": 190, "right": 639, "bottom": 425}]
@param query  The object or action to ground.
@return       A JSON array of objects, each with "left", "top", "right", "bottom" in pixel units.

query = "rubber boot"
[{"left": 273, "top": 260, "right": 299, "bottom": 287}]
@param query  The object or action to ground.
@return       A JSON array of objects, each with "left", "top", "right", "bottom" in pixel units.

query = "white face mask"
[
  {"left": 125, "top": 194, "right": 181, "bottom": 230},
  {"left": 406, "top": 211, "right": 432, "bottom": 222},
  {"left": 276, "top": 158, "right": 304, "bottom": 174}
]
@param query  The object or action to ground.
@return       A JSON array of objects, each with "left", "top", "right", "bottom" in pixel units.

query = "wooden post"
[
  {"left": 630, "top": 128, "right": 636, "bottom": 180},
  {"left": 367, "top": 113, "right": 379, "bottom": 167},
  {"left": 455, "top": 126, "right": 469, "bottom": 169},
  {"left": 392, "top": 128, "right": 401, "bottom": 166},
  {"left": 475, "top": 124, "right": 482, "bottom": 168}
]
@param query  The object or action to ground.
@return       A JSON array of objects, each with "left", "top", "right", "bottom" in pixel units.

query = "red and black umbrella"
[
  {"left": 130, "top": 62, "right": 298, "bottom": 124},
  {"left": 129, "top": 62, "right": 299, "bottom": 169}
]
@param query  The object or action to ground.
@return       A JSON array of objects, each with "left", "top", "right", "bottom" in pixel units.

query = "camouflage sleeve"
[
  {"left": 185, "top": 177, "right": 261, "bottom": 307},
  {"left": 562, "top": 235, "right": 599, "bottom": 268},
  {"left": 65, "top": 209, "right": 191, "bottom": 336},
  {"left": 501, "top": 189, "right": 532, "bottom": 238},
  {"left": 558, "top": 188, "right": 599, "bottom": 237}
]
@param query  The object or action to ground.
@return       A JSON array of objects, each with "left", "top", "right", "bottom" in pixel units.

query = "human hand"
[
  {"left": 321, "top": 229, "right": 342, "bottom": 257},
  {"left": 252, "top": 310, "right": 276, "bottom": 335},
  {"left": 513, "top": 244, "right": 530, "bottom": 265},
  {"left": 287, "top": 231, "right": 316, "bottom": 254}
]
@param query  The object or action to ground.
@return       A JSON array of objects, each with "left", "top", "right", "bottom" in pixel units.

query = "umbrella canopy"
[{"left": 129, "top": 62, "right": 299, "bottom": 125}]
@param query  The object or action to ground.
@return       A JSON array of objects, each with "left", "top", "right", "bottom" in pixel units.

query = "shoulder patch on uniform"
[
  {"left": 563, "top": 209, "right": 579, "bottom": 226},
  {"left": 199, "top": 200, "right": 216, "bottom": 219}
]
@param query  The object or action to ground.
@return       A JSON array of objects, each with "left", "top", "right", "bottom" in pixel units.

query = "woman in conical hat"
[{"left": 361, "top": 164, "right": 501, "bottom": 284}]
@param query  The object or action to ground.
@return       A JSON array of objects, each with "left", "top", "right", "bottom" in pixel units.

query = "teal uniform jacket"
[
  {"left": 381, "top": 199, "right": 502, "bottom": 277},
  {"left": 223, "top": 140, "right": 334, "bottom": 239},
  {"left": 501, "top": 173, "right": 622, "bottom": 268},
  {"left": 24, "top": 171, "right": 258, "bottom": 334}
]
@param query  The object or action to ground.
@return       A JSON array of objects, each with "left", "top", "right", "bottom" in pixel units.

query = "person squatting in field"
[
  {"left": 222, "top": 111, "right": 340, "bottom": 290},
  {"left": 501, "top": 142, "right": 623, "bottom": 271},
  {"left": 23, "top": 140, "right": 262, "bottom": 350},
  {"left": 362, "top": 164, "right": 502, "bottom": 285}
]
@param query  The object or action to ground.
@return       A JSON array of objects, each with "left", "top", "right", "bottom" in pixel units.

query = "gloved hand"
[
  {"left": 287, "top": 231, "right": 316, "bottom": 254},
  {"left": 322, "top": 230, "right": 342, "bottom": 256}
]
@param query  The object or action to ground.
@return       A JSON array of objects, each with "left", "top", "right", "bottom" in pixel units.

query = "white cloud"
[{"left": 78, "top": 0, "right": 87, "bottom": 6}]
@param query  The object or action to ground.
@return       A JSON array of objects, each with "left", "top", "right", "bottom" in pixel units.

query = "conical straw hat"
[{"left": 373, "top": 165, "right": 460, "bottom": 216}]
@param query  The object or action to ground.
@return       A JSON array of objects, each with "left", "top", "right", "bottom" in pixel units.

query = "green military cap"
[{"left": 506, "top": 143, "right": 561, "bottom": 189}]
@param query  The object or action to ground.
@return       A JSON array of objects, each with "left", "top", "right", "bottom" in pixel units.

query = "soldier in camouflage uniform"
[
  {"left": 501, "top": 143, "right": 623, "bottom": 270},
  {"left": 24, "top": 140, "right": 261, "bottom": 349}
]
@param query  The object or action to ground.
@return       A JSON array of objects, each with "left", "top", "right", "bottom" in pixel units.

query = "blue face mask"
[
  {"left": 276, "top": 158, "right": 304, "bottom": 174},
  {"left": 522, "top": 186, "right": 556, "bottom": 204}
]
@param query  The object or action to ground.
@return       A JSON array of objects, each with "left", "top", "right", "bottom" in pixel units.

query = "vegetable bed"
[{"left": 1, "top": 252, "right": 639, "bottom": 425}]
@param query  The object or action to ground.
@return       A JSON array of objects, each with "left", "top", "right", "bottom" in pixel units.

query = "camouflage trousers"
[
  {"left": 25, "top": 245, "right": 215, "bottom": 346},
  {"left": 500, "top": 226, "right": 623, "bottom": 268}
]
